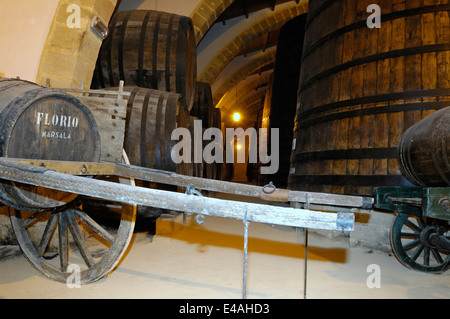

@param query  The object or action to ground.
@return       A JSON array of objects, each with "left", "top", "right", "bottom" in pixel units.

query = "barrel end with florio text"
[{"left": 0, "top": 78, "right": 101, "bottom": 210}]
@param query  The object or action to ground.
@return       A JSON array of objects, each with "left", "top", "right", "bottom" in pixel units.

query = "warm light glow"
[
  {"left": 233, "top": 112, "right": 241, "bottom": 122},
  {"left": 236, "top": 144, "right": 242, "bottom": 150}
]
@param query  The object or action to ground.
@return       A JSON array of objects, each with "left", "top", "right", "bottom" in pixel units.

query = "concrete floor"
[{"left": 0, "top": 212, "right": 448, "bottom": 299}]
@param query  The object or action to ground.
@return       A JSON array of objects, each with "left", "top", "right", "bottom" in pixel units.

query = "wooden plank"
[
  {"left": 77, "top": 96, "right": 127, "bottom": 118},
  {"left": 75, "top": 96, "right": 127, "bottom": 163}
]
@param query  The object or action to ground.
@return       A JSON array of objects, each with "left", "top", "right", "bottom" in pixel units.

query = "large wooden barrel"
[
  {"left": 92, "top": 10, "right": 197, "bottom": 110},
  {"left": 191, "top": 82, "right": 214, "bottom": 128},
  {"left": 289, "top": 0, "right": 450, "bottom": 195},
  {"left": 247, "top": 108, "right": 263, "bottom": 184},
  {"left": 261, "top": 14, "right": 307, "bottom": 188},
  {"left": 0, "top": 78, "right": 100, "bottom": 210},
  {"left": 120, "top": 87, "right": 192, "bottom": 175},
  {"left": 398, "top": 106, "right": 450, "bottom": 187}
]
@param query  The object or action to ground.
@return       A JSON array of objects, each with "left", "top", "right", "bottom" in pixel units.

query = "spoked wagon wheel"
[
  {"left": 390, "top": 212, "right": 449, "bottom": 274},
  {"left": 9, "top": 178, "right": 136, "bottom": 284}
]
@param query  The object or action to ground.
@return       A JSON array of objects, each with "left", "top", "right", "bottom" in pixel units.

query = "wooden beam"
[
  {"left": 0, "top": 159, "right": 355, "bottom": 231},
  {"left": 8, "top": 158, "right": 373, "bottom": 209}
]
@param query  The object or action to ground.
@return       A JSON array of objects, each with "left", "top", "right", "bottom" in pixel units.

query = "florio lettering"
[{"left": 36, "top": 112, "right": 79, "bottom": 128}]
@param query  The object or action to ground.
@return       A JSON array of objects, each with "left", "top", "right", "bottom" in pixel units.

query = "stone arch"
[
  {"left": 36, "top": 0, "right": 118, "bottom": 88},
  {"left": 217, "top": 71, "right": 272, "bottom": 112},
  {"left": 221, "top": 83, "right": 268, "bottom": 127},
  {"left": 199, "top": 2, "right": 308, "bottom": 85},
  {"left": 189, "top": 0, "right": 235, "bottom": 45},
  {"left": 213, "top": 49, "right": 276, "bottom": 104}
]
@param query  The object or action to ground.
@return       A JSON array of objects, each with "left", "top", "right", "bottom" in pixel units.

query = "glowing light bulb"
[{"left": 233, "top": 112, "right": 241, "bottom": 122}]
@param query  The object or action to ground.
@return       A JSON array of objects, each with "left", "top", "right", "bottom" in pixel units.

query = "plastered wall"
[{"left": 0, "top": 0, "right": 59, "bottom": 81}]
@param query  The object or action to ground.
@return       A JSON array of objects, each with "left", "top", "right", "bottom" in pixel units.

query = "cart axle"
[{"left": 427, "top": 230, "right": 450, "bottom": 252}]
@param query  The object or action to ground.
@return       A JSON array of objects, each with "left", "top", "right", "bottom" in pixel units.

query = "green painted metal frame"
[{"left": 374, "top": 186, "right": 450, "bottom": 221}]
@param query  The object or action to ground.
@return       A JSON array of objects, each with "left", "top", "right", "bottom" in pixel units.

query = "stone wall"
[{"left": 36, "top": 0, "right": 118, "bottom": 88}]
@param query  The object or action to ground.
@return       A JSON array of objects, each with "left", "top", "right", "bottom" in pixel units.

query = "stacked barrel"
[
  {"left": 288, "top": 0, "right": 450, "bottom": 196},
  {"left": 91, "top": 10, "right": 221, "bottom": 179}
]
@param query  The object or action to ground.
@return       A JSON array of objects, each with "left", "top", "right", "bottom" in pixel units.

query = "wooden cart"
[
  {"left": 0, "top": 80, "right": 375, "bottom": 285},
  {"left": 373, "top": 107, "right": 450, "bottom": 274},
  {"left": 374, "top": 187, "right": 450, "bottom": 274}
]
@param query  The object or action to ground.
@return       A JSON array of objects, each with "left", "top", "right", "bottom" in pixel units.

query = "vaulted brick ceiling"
[{"left": 195, "top": 0, "right": 308, "bottom": 128}]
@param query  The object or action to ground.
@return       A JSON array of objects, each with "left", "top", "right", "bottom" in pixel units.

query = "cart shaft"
[
  {"left": 8, "top": 158, "right": 373, "bottom": 209},
  {"left": 0, "top": 158, "right": 354, "bottom": 231}
]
